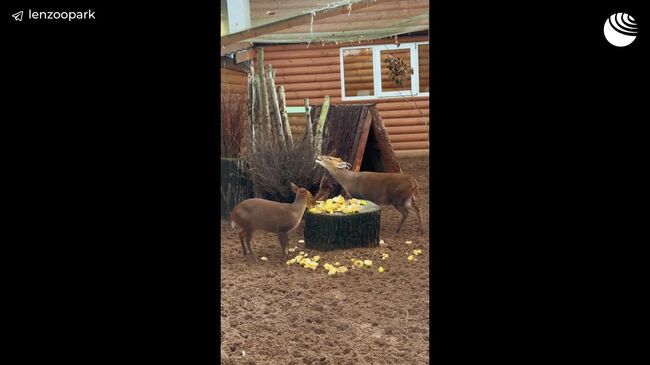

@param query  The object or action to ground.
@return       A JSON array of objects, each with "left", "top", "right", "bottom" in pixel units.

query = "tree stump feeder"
[
  {"left": 304, "top": 201, "right": 381, "bottom": 251},
  {"left": 220, "top": 158, "right": 254, "bottom": 219}
]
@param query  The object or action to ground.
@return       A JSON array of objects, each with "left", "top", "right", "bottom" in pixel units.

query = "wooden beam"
[
  {"left": 235, "top": 48, "right": 256, "bottom": 64},
  {"left": 221, "top": 41, "right": 253, "bottom": 57},
  {"left": 220, "top": 56, "right": 250, "bottom": 73},
  {"left": 250, "top": 25, "right": 429, "bottom": 43},
  {"left": 220, "top": 0, "right": 393, "bottom": 47}
]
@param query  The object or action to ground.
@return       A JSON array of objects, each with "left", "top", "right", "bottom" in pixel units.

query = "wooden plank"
[
  {"left": 235, "top": 48, "right": 256, "bottom": 64},
  {"left": 221, "top": 73, "right": 247, "bottom": 85},
  {"left": 274, "top": 73, "right": 341, "bottom": 84},
  {"left": 282, "top": 81, "right": 341, "bottom": 92},
  {"left": 250, "top": 0, "right": 427, "bottom": 10},
  {"left": 388, "top": 133, "right": 429, "bottom": 143},
  {"left": 285, "top": 95, "right": 429, "bottom": 107},
  {"left": 375, "top": 100, "right": 429, "bottom": 111},
  {"left": 250, "top": 26, "right": 429, "bottom": 43},
  {"left": 285, "top": 89, "right": 341, "bottom": 100},
  {"left": 274, "top": 16, "right": 428, "bottom": 34},
  {"left": 382, "top": 117, "right": 429, "bottom": 126},
  {"left": 221, "top": 0, "right": 393, "bottom": 47},
  {"left": 391, "top": 141, "right": 429, "bottom": 150},
  {"left": 304, "top": 8, "right": 428, "bottom": 25},
  {"left": 352, "top": 108, "right": 374, "bottom": 171},
  {"left": 394, "top": 149, "right": 429, "bottom": 157},
  {"left": 274, "top": 65, "right": 342, "bottom": 76},
  {"left": 386, "top": 125, "right": 428, "bottom": 135},
  {"left": 261, "top": 35, "right": 429, "bottom": 52},
  {"left": 263, "top": 57, "right": 340, "bottom": 68},
  {"left": 221, "top": 42, "right": 254, "bottom": 57},
  {"left": 264, "top": 48, "right": 341, "bottom": 61},
  {"left": 220, "top": 57, "right": 250, "bottom": 73},
  {"left": 381, "top": 109, "right": 429, "bottom": 118}
]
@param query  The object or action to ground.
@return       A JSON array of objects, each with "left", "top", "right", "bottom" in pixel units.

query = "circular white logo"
[{"left": 604, "top": 13, "right": 638, "bottom": 47}]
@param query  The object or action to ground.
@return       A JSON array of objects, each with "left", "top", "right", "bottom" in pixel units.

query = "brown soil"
[{"left": 220, "top": 156, "right": 430, "bottom": 365}]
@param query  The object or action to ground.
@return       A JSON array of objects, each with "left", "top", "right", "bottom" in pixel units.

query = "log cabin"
[{"left": 221, "top": 0, "right": 429, "bottom": 157}]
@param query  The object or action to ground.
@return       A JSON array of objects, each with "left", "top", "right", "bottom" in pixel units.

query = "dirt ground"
[{"left": 220, "top": 156, "right": 430, "bottom": 365}]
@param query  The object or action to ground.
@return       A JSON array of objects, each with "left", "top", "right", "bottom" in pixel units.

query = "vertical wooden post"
[
  {"left": 313, "top": 95, "right": 330, "bottom": 156},
  {"left": 266, "top": 65, "right": 285, "bottom": 149},
  {"left": 303, "top": 98, "right": 313, "bottom": 147},
  {"left": 247, "top": 65, "right": 256, "bottom": 153},
  {"left": 277, "top": 85, "right": 293, "bottom": 149},
  {"left": 255, "top": 48, "right": 271, "bottom": 137}
]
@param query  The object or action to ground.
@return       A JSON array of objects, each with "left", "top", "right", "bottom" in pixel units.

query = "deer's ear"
[{"left": 290, "top": 183, "right": 299, "bottom": 193}]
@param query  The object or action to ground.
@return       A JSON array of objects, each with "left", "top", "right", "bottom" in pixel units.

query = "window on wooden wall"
[
  {"left": 342, "top": 47, "right": 375, "bottom": 97},
  {"left": 417, "top": 43, "right": 429, "bottom": 93},
  {"left": 340, "top": 41, "right": 429, "bottom": 100}
]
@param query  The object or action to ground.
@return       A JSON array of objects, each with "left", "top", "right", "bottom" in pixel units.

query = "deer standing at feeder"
[
  {"left": 230, "top": 183, "right": 315, "bottom": 262},
  {"left": 315, "top": 155, "right": 424, "bottom": 234}
]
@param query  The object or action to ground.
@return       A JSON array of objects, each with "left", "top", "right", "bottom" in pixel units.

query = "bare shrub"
[
  {"left": 243, "top": 124, "right": 326, "bottom": 203},
  {"left": 221, "top": 84, "right": 248, "bottom": 158}
]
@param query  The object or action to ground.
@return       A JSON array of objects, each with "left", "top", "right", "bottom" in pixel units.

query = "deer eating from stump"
[{"left": 315, "top": 155, "right": 424, "bottom": 234}]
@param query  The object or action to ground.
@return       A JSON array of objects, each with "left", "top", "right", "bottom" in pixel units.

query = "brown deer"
[
  {"left": 315, "top": 155, "right": 424, "bottom": 234},
  {"left": 229, "top": 183, "right": 315, "bottom": 262}
]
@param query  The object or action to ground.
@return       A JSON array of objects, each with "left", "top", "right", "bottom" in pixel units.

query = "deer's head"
[
  {"left": 290, "top": 183, "right": 315, "bottom": 208},
  {"left": 315, "top": 155, "right": 351, "bottom": 172}
]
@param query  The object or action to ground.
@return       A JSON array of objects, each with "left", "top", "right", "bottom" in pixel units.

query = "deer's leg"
[
  {"left": 278, "top": 232, "right": 289, "bottom": 262},
  {"left": 410, "top": 196, "right": 425, "bottom": 234},
  {"left": 238, "top": 230, "right": 248, "bottom": 256},
  {"left": 395, "top": 204, "right": 410, "bottom": 234},
  {"left": 244, "top": 231, "right": 257, "bottom": 262}
]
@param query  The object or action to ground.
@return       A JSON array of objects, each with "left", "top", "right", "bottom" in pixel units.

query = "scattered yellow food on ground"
[
  {"left": 328, "top": 268, "right": 337, "bottom": 275},
  {"left": 413, "top": 249, "right": 422, "bottom": 256},
  {"left": 334, "top": 262, "right": 340, "bottom": 266},
  {"left": 407, "top": 255, "right": 416, "bottom": 262},
  {"left": 381, "top": 253, "right": 389, "bottom": 260},
  {"left": 405, "top": 240, "right": 413, "bottom": 244},
  {"left": 363, "top": 260, "right": 373, "bottom": 266},
  {"left": 337, "top": 266, "right": 348, "bottom": 273},
  {"left": 378, "top": 266, "right": 385, "bottom": 273},
  {"left": 312, "top": 255, "right": 320, "bottom": 262},
  {"left": 353, "top": 260, "right": 364, "bottom": 268},
  {"left": 286, "top": 258, "right": 296, "bottom": 265},
  {"left": 260, "top": 257, "right": 268, "bottom": 261}
]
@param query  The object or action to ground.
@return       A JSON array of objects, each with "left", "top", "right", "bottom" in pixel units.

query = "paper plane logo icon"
[{"left": 12, "top": 11, "right": 24, "bottom": 21}]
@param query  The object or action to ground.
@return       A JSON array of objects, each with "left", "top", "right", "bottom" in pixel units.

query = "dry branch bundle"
[{"left": 220, "top": 84, "right": 248, "bottom": 158}]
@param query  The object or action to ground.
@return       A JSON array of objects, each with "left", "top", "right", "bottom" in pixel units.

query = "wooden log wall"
[
  {"left": 255, "top": 35, "right": 429, "bottom": 155},
  {"left": 221, "top": 67, "right": 248, "bottom": 95}
]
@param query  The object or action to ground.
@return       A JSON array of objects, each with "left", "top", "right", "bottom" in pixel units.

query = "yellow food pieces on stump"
[{"left": 307, "top": 195, "right": 364, "bottom": 215}]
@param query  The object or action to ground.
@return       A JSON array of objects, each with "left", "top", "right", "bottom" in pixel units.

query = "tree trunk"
[
  {"left": 256, "top": 48, "right": 271, "bottom": 137},
  {"left": 220, "top": 158, "right": 254, "bottom": 219},
  {"left": 304, "top": 201, "right": 381, "bottom": 251},
  {"left": 313, "top": 95, "right": 330, "bottom": 156},
  {"left": 303, "top": 98, "right": 313, "bottom": 147},
  {"left": 266, "top": 65, "right": 285, "bottom": 149},
  {"left": 277, "top": 85, "right": 293, "bottom": 148}
]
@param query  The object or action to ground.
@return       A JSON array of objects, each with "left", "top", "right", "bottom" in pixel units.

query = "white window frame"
[{"left": 340, "top": 41, "right": 429, "bottom": 100}]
